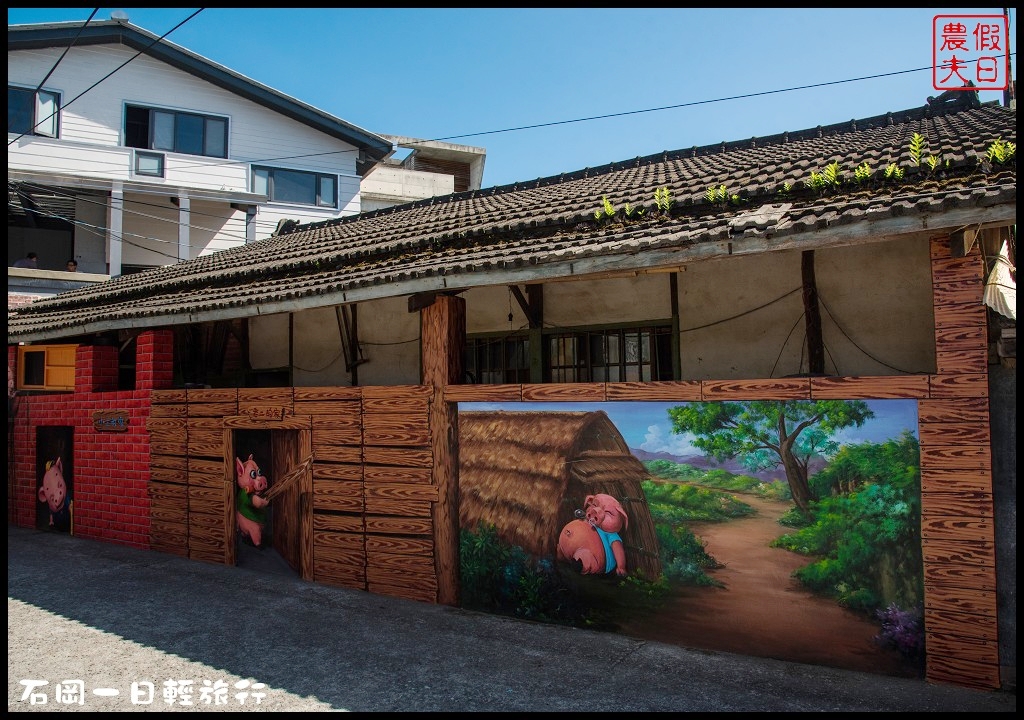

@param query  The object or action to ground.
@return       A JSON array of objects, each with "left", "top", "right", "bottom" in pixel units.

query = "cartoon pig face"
[
  {"left": 38, "top": 457, "right": 67, "bottom": 512},
  {"left": 584, "top": 493, "right": 628, "bottom": 533},
  {"left": 235, "top": 454, "right": 268, "bottom": 494}
]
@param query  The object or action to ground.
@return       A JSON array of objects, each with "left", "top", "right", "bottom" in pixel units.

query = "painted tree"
[{"left": 667, "top": 400, "right": 874, "bottom": 514}]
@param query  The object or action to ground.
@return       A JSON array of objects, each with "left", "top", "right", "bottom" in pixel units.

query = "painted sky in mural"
[{"left": 459, "top": 400, "right": 919, "bottom": 458}]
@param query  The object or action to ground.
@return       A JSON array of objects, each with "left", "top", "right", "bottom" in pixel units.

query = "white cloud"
[{"left": 640, "top": 424, "right": 698, "bottom": 456}]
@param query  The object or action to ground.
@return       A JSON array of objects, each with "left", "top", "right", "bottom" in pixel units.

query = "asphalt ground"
[{"left": 7, "top": 525, "right": 1016, "bottom": 712}]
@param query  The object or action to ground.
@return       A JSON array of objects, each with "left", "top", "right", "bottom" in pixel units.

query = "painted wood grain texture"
[
  {"left": 922, "top": 537, "right": 996, "bottom": 565},
  {"left": 313, "top": 462, "right": 363, "bottom": 482},
  {"left": 926, "top": 657, "right": 1000, "bottom": 691},
  {"left": 188, "top": 458, "right": 223, "bottom": 475},
  {"left": 151, "top": 389, "right": 187, "bottom": 403},
  {"left": 367, "top": 579, "right": 437, "bottom": 604},
  {"left": 362, "top": 415, "right": 431, "bottom": 446},
  {"left": 149, "top": 497, "right": 187, "bottom": 524},
  {"left": 926, "top": 610, "right": 998, "bottom": 642},
  {"left": 187, "top": 470, "right": 224, "bottom": 489},
  {"left": 366, "top": 551, "right": 435, "bottom": 575},
  {"left": 293, "top": 386, "right": 363, "bottom": 401},
  {"left": 444, "top": 384, "right": 523, "bottom": 402},
  {"left": 920, "top": 515, "right": 995, "bottom": 542},
  {"left": 918, "top": 422, "right": 991, "bottom": 446},
  {"left": 920, "top": 491, "right": 994, "bottom": 517},
  {"left": 932, "top": 323, "right": 988, "bottom": 346},
  {"left": 701, "top": 378, "right": 810, "bottom": 400},
  {"left": 364, "top": 483, "right": 439, "bottom": 503},
  {"left": 187, "top": 402, "right": 239, "bottom": 418},
  {"left": 313, "top": 445, "right": 362, "bottom": 464},
  {"left": 932, "top": 302, "right": 987, "bottom": 329},
  {"left": 365, "top": 535, "right": 433, "bottom": 556},
  {"left": 186, "top": 388, "right": 238, "bottom": 403},
  {"left": 189, "top": 549, "right": 229, "bottom": 565},
  {"left": 314, "top": 565, "right": 367, "bottom": 590},
  {"left": 920, "top": 468, "right": 994, "bottom": 493},
  {"left": 924, "top": 632, "right": 998, "bottom": 665},
  {"left": 925, "top": 583, "right": 999, "bottom": 616},
  {"left": 362, "top": 385, "right": 433, "bottom": 399},
  {"left": 919, "top": 445, "right": 992, "bottom": 469},
  {"left": 313, "top": 530, "right": 365, "bottom": 552},
  {"left": 223, "top": 415, "right": 311, "bottom": 430},
  {"left": 931, "top": 276, "right": 990, "bottom": 297},
  {"left": 362, "top": 397, "right": 431, "bottom": 417},
  {"left": 313, "top": 480, "right": 364, "bottom": 513},
  {"left": 363, "top": 466, "right": 433, "bottom": 484},
  {"left": 605, "top": 380, "right": 702, "bottom": 401},
  {"left": 146, "top": 417, "right": 186, "bottom": 432},
  {"left": 188, "top": 525, "right": 225, "bottom": 549},
  {"left": 365, "top": 516, "right": 433, "bottom": 535},
  {"left": 924, "top": 562, "right": 996, "bottom": 591},
  {"left": 364, "top": 498, "right": 432, "bottom": 518},
  {"left": 150, "top": 454, "right": 188, "bottom": 471},
  {"left": 931, "top": 254, "right": 985, "bottom": 282},
  {"left": 187, "top": 498, "right": 225, "bottom": 517},
  {"left": 187, "top": 442, "right": 225, "bottom": 459},
  {"left": 521, "top": 382, "right": 607, "bottom": 401},
  {"left": 150, "top": 465, "right": 187, "bottom": 484},
  {"left": 312, "top": 427, "right": 362, "bottom": 447},
  {"left": 918, "top": 398, "right": 990, "bottom": 423},
  {"left": 313, "top": 514, "right": 364, "bottom": 533},
  {"left": 148, "top": 428, "right": 187, "bottom": 446},
  {"left": 292, "top": 401, "right": 361, "bottom": 416},
  {"left": 187, "top": 511, "right": 223, "bottom": 530},
  {"left": 362, "top": 446, "right": 433, "bottom": 467},
  {"left": 809, "top": 375, "right": 930, "bottom": 398},
  {"left": 149, "top": 404, "right": 186, "bottom": 418},
  {"left": 935, "top": 348, "right": 989, "bottom": 375},
  {"left": 313, "top": 546, "right": 365, "bottom": 569},
  {"left": 188, "top": 484, "right": 224, "bottom": 506},
  {"left": 148, "top": 481, "right": 186, "bottom": 500},
  {"left": 238, "top": 387, "right": 294, "bottom": 409},
  {"left": 150, "top": 440, "right": 188, "bottom": 457},
  {"left": 311, "top": 414, "right": 362, "bottom": 430}
]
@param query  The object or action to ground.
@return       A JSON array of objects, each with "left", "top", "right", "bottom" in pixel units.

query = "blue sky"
[
  {"left": 459, "top": 400, "right": 920, "bottom": 457},
  {"left": 8, "top": 8, "right": 1016, "bottom": 189}
]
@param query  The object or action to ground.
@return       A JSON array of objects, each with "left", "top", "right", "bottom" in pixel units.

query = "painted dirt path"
[{"left": 617, "top": 492, "right": 918, "bottom": 677}]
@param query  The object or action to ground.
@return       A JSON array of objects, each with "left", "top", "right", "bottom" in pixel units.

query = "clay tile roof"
[{"left": 7, "top": 94, "right": 1016, "bottom": 344}]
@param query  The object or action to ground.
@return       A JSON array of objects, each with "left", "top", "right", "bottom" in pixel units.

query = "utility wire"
[{"left": 8, "top": 8, "right": 206, "bottom": 147}]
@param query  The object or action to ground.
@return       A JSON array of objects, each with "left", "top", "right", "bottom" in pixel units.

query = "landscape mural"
[{"left": 457, "top": 399, "right": 925, "bottom": 678}]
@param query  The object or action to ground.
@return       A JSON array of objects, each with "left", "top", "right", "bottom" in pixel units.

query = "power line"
[{"left": 8, "top": 8, "right": 206, "bottom": 147}]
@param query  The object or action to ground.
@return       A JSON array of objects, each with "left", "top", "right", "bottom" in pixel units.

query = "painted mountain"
[{"left": 629, "top": 447, "right": 827, "bottom": 483}]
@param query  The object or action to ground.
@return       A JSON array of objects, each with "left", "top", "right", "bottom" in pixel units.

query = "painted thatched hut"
[{"left": 459, "top": 410, "right": 662, "bottom": 579}]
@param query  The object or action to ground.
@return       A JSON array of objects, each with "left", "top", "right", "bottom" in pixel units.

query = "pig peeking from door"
[{"left": 235, "top": 454, "right": 270, "bottom": 547}]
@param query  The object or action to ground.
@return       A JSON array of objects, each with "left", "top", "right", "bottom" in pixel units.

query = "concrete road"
[{"left": 7, "top": 525, "right": 1016, "bottom": 712}]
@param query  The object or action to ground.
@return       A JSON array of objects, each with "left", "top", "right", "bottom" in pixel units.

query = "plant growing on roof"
[
  {"left": 987, "top": 138, "right": 1017, "bottom": 164},
  {"left": 653, "top": 187, "right": 673, "bottom": 213},
  {"left": 705, "top": 184, "right": 728, "bottom": 204},
  {"left": 924, "top": 154, "right": 940, "bottom": 172},
  {"left": 594, "top": 195, "right": 617, "bottom": 221},
  {"left": 909, "top": 132, "right": 926, "bottom": 166},
  {"left": 854, "top": 162, "right": 872, "bottom": 183},
  {"left": 883, "top": 163, "right": 904, "bottom": 181},
  {"left": 623, "top": 202, "right": 645, "bottom": 218}
]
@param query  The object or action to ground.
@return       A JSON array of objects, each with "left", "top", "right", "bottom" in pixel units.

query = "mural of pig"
[
  {"left": 557, "top": 493, "right": 630, "bottom": 576},
  {"left": 38, "top": 456, "right": 71, "bottom": 532},
  {"left": 235, "top": 454, "right": 270, "bottom": 548}
]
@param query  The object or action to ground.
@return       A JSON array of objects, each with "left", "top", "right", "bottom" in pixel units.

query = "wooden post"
[{"left": 421, "top": 294, "right": 465, "bottom": 606}]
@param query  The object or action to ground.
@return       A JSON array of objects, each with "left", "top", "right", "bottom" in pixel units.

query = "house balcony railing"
[{"left": 7, "top": 135, "right": 250, "bottom": 193}]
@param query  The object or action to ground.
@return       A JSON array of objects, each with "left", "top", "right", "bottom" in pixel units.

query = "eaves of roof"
[
  {"left": 8, "top": 20, "right": 393, "bottom": 170},
  {"left": 7, "top": 98, "right": 1017, "bottom": 345}
]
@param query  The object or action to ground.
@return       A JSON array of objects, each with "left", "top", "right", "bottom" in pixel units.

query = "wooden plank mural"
[{"left": 139, "top": 233, "right": 1002, "bottom": 691}]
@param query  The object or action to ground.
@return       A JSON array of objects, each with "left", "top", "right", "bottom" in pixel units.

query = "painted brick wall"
[{"left": 8, "top": 329, "right": 174, "bottom": 548}]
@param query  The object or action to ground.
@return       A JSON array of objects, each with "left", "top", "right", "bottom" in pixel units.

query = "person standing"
[{"left": 12, "top": 252, "right": 38, "bottom": 268}]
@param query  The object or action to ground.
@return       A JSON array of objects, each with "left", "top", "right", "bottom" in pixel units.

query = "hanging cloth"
[{"left": 983, "top": 239, "right": 1016, "bottom": 321}]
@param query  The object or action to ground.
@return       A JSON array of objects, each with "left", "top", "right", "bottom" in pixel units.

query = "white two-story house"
[{"left": 8, "top": 17, "right": 485, "bottom": 307}]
